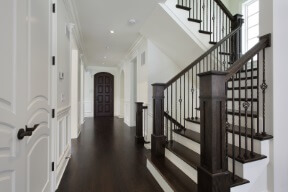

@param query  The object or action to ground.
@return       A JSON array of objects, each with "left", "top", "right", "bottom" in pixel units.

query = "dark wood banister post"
[
  {"left": 151, "top": 83, "right": 166, "bottom": 157},
  {"left": 198, "top": 71, "right": 230, "bottom": 192},
  {"left": 231, "top": 14, "right": 244, "bottom": 62},
  {"left": 135, "top": 102, "right": 145, "bottom": 144}
]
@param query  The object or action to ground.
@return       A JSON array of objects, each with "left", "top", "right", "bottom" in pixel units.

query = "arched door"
[{"left": 94, "top": 72, "right": 114, "bottom": 117}]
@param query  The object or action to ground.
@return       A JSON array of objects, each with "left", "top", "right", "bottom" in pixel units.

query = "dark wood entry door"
[{"left": 94, "top": 72, "right": 114, "bottom": 117}]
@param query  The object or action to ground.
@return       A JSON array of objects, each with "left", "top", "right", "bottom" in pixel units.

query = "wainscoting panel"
[{"left": 56, "top": 106, "right": 71, "bottom": 188}]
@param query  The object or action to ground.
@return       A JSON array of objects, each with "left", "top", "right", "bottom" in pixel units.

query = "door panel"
[
  {"left": 26, "top": 0, "right": 51, "bottom": 192},
  {"left": 0, "top": 0, "right": 52, "bottom": 191},
  {"left": 94, "top": 73, "right": 114, "bottom": 117}
]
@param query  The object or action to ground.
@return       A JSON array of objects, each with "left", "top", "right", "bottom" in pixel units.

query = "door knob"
[{"left": 17, "top": 124, "right": 39, "bottom": 140}]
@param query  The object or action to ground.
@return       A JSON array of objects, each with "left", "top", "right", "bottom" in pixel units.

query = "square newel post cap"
[
  {"left": 135, "top": 102, "right": 144, "bottom": 105},
  {"left": 152, "top": 83, "right": 166, "bottom": 98}
]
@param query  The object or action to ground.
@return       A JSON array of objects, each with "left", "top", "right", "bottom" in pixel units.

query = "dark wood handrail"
[
  {"left": 225, "top": 34, "right": 271, "bottom": 81},
  {"left": 165, "top": 24, "right": 242, "bottom": 88},
  {"left": 213, "top": 0, "right": 234, "bottom": 21}
]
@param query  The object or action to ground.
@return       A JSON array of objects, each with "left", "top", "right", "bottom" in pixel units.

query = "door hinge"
[
  {"left": 52, "top": 56, "right": 56, "bottom": 65},
  {"left": 52, "top": 162, "right": 55, "bottom": 171},
  {"left": 52, "top": 3, "right": 56, "bottom": 13},
  {"left": 52, "top": 109, "right": 55, "bottom": 118}
]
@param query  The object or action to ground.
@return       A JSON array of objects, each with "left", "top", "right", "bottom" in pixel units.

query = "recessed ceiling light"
[
  {"left": 102, "top": 62, "right": 105, "bottom": 65},
  {"left": 106, "top": 46, "right": 110, "bottom": 49},
  {"left": 128, "top": 19, "right": 136, "bottom": 25},
  {"left": 110, "top": 30, "right": 115, "bottom": 34},
  {"left": 104, "top": 56, "right": 107, "bottom": 59}
]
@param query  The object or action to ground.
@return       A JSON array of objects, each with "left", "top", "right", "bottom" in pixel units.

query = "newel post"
[
  {"left": 151, "top": 83, "right": 166, "bottom": 157},
  {"left": 231, "top": 14, "right": 244, "bottom": 62},
  {"left": 198, "top": 71, "right": 230, "bottom": 192},
  {"left": 135, "top": 102, "right": 145, "bottom": 144}
]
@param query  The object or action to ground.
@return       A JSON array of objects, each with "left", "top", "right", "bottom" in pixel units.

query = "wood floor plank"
[{"left": 57, "top": 117, "right": 163, "bottom": 192}]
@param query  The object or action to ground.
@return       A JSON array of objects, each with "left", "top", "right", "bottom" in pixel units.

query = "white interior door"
[{"left": 0, "top": 0, "right": 53, "bottom": 192}]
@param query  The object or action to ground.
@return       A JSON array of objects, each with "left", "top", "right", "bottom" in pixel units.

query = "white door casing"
[{"left": 0, "top": 0, "right": 53, "bottom": 192}]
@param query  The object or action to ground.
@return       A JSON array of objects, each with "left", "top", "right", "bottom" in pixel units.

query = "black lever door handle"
[
  {"left": 25, "top": 124, "right": 39, "bottom": 132},
  {"left": 17, "top": 129, "right": 33, "bottom": 140},
  {"left": 17, "top": 124, "right": 39, "bottom": 140}
]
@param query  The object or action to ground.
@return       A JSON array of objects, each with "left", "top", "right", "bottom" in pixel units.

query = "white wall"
[
  {"left": 120, "top": 38, "right": 149, "bottom": 127},
  {"left": 146, "top": 40, "right": 181, "bottom": 142},
  {"left": 272, "top": 1, "right": 288, "bottom": 192}
]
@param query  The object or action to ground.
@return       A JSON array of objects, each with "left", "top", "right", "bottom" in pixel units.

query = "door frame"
[
  {"left": 94, "top": 72, "right": 114, "bottom": 117},
  {"left": 51, "top": 0, "right": 57, "bottom": 191}
]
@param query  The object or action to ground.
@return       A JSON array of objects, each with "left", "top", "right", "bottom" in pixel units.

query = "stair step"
[
  {"left": 185, "top": 118, "right": 200, "bottom": 124},
  {"left": 194, "top": 108, "right": 257, "bottom": 118},
  {"left": 173, "top": 129, "right": 200, "bottom": 144},
  {"left": 199, "top": 30, "right": 212, "bottom": 35},
  {"left": 165, "top": 141, "right": 249, "bottom": 187},
  {"left": 176, "top": 4, "right": 191, "bottom": 11},
  {"left": 240, "top": 68, "right": 258, "bottom": 73},
  {"left": 219, "top": 52, "right": 232, "bottom": 56},
  {"left": 209, "top": 41, "right": 217, "bottom": 45},
  {"left": 166, "top": 141, "right": 200, "bottom": 169},
  {"left": 227, "top": 125, "right": 273, "bottom": 141},
  {"left": 227, "top": 98, "right": 258, "bottom": 102},
  {"left": 227, "top": 109, "right": 257, "bottom": 118},
  {"left": 227, "top": 86, "right": 258, "bottom": 90},
  {"left": 146, "top": 152, "right": 198, "bottom": 192},
  {"left": 228, "top": 76, "right": 258, "bottom": 81},
  {"left": 227, "top": 144, "right": 266, "bottom": 163},
  {"left": 188, "top": 18, "right": 202, "bottom": 23}
]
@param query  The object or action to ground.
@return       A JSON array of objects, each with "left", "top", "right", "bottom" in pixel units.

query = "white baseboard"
[{"left": 56, "top": 145, "right": 71, "bottom": 189}]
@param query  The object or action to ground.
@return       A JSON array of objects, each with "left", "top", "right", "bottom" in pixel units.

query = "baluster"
[
  {"left": 200, "top": 0, "right": 203, "bottom": 30},
  {"left": 195, "top": 64, "right": 199, "bottom": 119},
  {"left": 256, "top": 54, "right": 260, "bottom": 136},
  {"left": 231, "top": 75, "right": 236, "bottom": 181},
  {"left": 171, "top": 85, "right": 173, "bottom": 141},
  {"left": 210, "top": 0, "right": 212, "bottom": 36},
  {"left": 166, "top": 88, "right": 169, "bottom": 142},
  {"left": 176, "top": 80, "right": 178, "bottom": 123},
  {"left": 180, "top": 76, "right": 182, "bottom": 128},
  {"left": 192, "top": 67, "right": 194, "bottom": 119},
  {"left": 250, "top": 59, "right": 255, "bottom": 156},
  {"left": 184, "top": 73, "right": 186, "bottom": 129},
  {"left": 243, "top": 63, "right": 249, "bottom": 159},
  {"left": 261, "top": 49, "right": 267, "bottom": 136},
  {"left": 238, "top": 70, "right": 242, "bottom": 159},
  {"left": 206, "top": 0, "right": 208, "bottom": 31},
  {"left": 188, "top": 69, "right": 190, "bottom": 119}
]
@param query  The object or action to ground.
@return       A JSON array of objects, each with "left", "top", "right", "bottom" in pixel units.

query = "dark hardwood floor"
[{"left": 57, "top": 117, "right": 162, "bottom": 192}]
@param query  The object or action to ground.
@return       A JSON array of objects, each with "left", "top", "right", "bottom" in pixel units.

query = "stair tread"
[
  {"left": 228, "top": 76, "right": 258, "bottom": 81},
  {"left": 176, "top": 4, "right": 191, "bottom": 11},
  {"left": 227, "top": 86, "right": 258, "bottom": 90},
  {"left": 227, "top": 98, "right": 258, "bottom": 102},
  {"left": 199, "top": 30, "right": 212, "bottom": 35},
  {"left": 165, "top": 141, "right": 249, "bottom": 187},
  {"left": 146, "top": 152, "right": 198, "bottom": 192},
  {"left": 173, "top": 129, "right": 200, "bottom": 144},
  {"left": 188, "top": 18, "right": 202, "bottom": 23},
  {"left": 209, "top": 41, "right": 217, "bottom": 45},
  {"left": 227, "top": 144, "right": 267, "bottom": 163},
  {"left": 227, "top": 109, "right": 257, "bottom": 118},
  {"left": 166, "top": 141, "right": 200, "bottom": 169},
  {"left": 227, "top": 125, "right": 273, "bottom": 141},
  {"left": 219, "top": 52, "right": 232, "bottom": 56},
  {"left": 185, "top": 118, "right": 200, "bottom": 124}
]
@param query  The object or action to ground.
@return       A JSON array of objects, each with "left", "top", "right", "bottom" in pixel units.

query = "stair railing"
[
  {"left": 198, "top": 34, "right": 271, "bottom": 191},
  {"left": 177, "top": 0, "right": 235, "bottom": 43}
]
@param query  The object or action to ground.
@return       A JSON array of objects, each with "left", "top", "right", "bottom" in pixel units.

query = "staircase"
[{"left": 141, "top": 0, "right": 273, "bottom": 191}]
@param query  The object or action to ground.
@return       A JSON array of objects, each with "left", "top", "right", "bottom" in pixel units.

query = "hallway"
[{"left": 57, "top": 117, "right": 162, "bottom": 192}]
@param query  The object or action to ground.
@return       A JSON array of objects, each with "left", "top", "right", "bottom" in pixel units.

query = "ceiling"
[{"left": 72, "top": 0, "right": 158, "bottom": 67}]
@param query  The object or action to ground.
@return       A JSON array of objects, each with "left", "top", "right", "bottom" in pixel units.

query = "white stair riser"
[
  {"left": 146, "top": 160, "right": 174, "bottom": 192},
  {"left": 185, "top": 120, "right": 200, "bottom": 133},
  {"left": 173, "top": 133, "right": 201, "bottom": 154},
  {"left": 165, "top": 149, "right": 198, "bottom": 183},
  {"left": 227, "top": 132, "right": 269, "bottom": 154}
]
